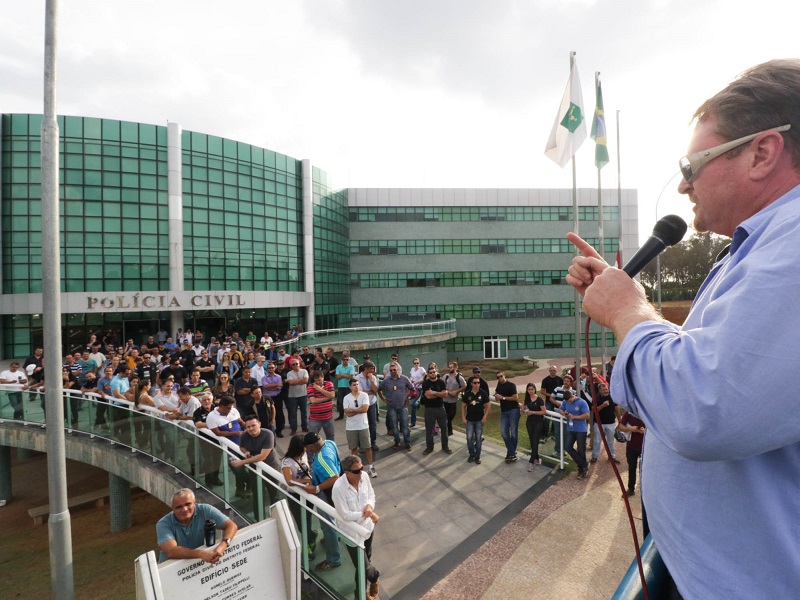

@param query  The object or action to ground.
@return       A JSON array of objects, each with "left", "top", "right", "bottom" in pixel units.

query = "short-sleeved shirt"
[
  {"left": 307, "top": 380, "right": 335, "bottom": 421},
  {"left": 463, "top": 389, "right": 490, "bottom": 422},
  {"left": 206, "top": 407, "right": 243, "bottom": 445},
  {"left": 234, "top": 376, "right": 259, "bottom": 413},
  {"left": 421, "top": 378, "right": 446, "bottom": 409},
  {"left": 109, "top": 375, "right": 130, "bottom": 406},
  {"left": 343, "top": 391, "right": 369, "bottom": 430},
  {"left": 562, "top": 398, "right": 590, "bottom": 433},
  {"left": 379, "top": 374, "right": 415, "bottom": 409},
  {"left": 356, "top": 372, "right": 378, "bottom": 405},
  {"left": 334, "top": 364, "right": 356, "bottom": 389},
  {"left": 240, "top": 429, "right": 281, "bottom": 471},
  {"left": 286, "top": 368, "right": 309, "bottom": 398},
  {"left": 156, "top": 503, "right": 229, "bottom": 563},
  {"left": 311, "top": 439, "right": 341, "bottom": 503},
  {"left": 495, "top": 380, "right": 519, "bottom": 412},
  {"left": 524, "top": 396, "right": 546, "bottom": 422}
]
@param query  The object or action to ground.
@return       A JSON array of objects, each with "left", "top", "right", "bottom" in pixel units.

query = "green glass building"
[
  {"left": 1, "top": 113, "right": 639, "bottom": 360},
  {"left": 0, "top": 114, "right": 350, "bottom": 357}
]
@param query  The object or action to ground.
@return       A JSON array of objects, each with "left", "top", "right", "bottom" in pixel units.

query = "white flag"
[{"left": 544, "top": 59, "right": 587, "bottom": 168}]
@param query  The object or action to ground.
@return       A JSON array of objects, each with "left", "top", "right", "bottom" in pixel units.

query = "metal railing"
[
  {"left": 0, "top": 385, "right": 371, "bottom": 600},
  {"left": 273, "top": 319, "right": 457, "bottom": 349}
]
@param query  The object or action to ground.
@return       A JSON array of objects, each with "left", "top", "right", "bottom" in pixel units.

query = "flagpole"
[
  {"left": 596, "top": 72, "right": 606, "bottom": 367},
  {"left": 570, "top": 51, "right": 582, "bottom": 381}
]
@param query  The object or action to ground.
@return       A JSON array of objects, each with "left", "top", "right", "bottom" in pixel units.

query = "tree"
[{"left": 640, "top": 232, "right": 729, "bottom": 292}]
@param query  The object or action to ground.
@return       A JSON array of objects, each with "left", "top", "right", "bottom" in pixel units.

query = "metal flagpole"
[
  {"left": 571, "top": 52, "right": 582, "bottom": 380},
  {"left": 616, "top": 109, "right": 623, "bottom": 264},
  {"left": 42, "top": 0, "right": 75, "bottom": 597},
  {"left": 596, "top": 72, "right": 606, "bottom": 368}
]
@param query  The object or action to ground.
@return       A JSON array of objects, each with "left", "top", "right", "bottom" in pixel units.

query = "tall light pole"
[{"left": 42, "top": 0, "right": 75, "bottom": 597}]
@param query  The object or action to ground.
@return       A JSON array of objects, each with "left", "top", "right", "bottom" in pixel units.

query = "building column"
[
  {"left": 0, "top": 445, "right": 11, "bottom": 504},
  {"left": 167, "top": 122, "right": 185, "bottom": 337},
  {"left": 108, "top": 473, "right": 132, "bottom": 532},
  {"left": 301, "top": 159, "right": 315, "bottom": 332}
]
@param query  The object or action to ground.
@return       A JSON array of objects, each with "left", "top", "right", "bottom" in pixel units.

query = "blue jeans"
[
  {"left": 500, "top": 408, "right": 521, "bottom": 458},
  {"left": 565, "top": 430, "right": 588, "bottom": 470},
  {"left": 386, "top": 405, "right": 410, "bottom": 446},
  {"left": 466, "top": 420, "right": 483, "bottom": 458},
  {"left": 318, "top": 509, "right": 341, "bottom": 566},
  {"left": 592, "top": 422, "right": 617, "bottom": 459},
  {"left": 410, "top": 387, "right": 422, "bottom": 426},
  {"left": 285, "top": 395, "right": 308, "bottom": 431}
]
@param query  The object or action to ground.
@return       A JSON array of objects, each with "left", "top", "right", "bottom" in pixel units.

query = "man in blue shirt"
[
  {"left": 156, "top": 488, "right": 237, "bottom": 563},
  {"left": 303, "top": 432, "right": 342, "bottom": 571},
  {"left": 566, "top": 60, "right": 800, "bottom": 598},
  {"left": 557, "top": 390, "right": 590, "bottom": 479}
]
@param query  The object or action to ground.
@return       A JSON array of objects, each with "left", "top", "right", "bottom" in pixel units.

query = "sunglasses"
[
  {"left": 679, "top": 124, "right": 790, "bottom": 182},
  {"left": 349, "top": 468, "right": 363, "bottom": 475}
]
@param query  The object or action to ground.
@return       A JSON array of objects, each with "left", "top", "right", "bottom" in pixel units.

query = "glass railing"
[{"left": 0, "top": 385, "right": 371, "bottom": 600}]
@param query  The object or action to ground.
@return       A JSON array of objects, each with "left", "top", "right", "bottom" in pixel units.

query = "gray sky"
[{"left": 2, "top": 0, "right": 797, "bottom": 241}]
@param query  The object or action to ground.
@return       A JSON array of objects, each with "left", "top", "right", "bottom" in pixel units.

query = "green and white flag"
[
  {"left": 544, "top": 59, "right": 587, "bottom": 168},
  {"left": 591, "top": 73, "right": 609, "bottom": 169}
]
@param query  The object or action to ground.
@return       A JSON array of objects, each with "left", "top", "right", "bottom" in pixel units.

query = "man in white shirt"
[
  {"left": 0, "top": 362, "right": 27, "bottom": 418},
  {"left": 332, "top": 455, "right": 380, "bottom": 600},
  {"left": 343, "top": 380, "right": 376, "bottom": 477}
]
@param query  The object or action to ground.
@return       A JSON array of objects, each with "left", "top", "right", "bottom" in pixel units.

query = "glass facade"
[
  {"left": 448, "top": 332, "right": 617, "bottom": 353},
  {"left": 349, "top": 205, "right": 619, "bottom": 222},
  {"left": 351, "top": 302, "right": 575, "bottom": 322},
  {"left": 1, "top": 114, "right": 169, "bottom": 296},
  {"left": 351, "top": 270, "right": 566, "bottom": 288},
  {"left": 181, "top": 130, "right": 303, "bottom": 291},
  {"left": 312, "top": 167, "right": 350, "bottom": 330},
  {"left": 350, "top": 237, "right": 619, "bottom": 256},
  {"left": 0, "top": 114, "right": 348, "bottom": 358}
]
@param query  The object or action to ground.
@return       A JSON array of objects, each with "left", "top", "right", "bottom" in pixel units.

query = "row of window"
[
  {"left": 351, "top": 302, "right": 575, "bottom": 321},
  {"left": 349, "top": 206, "right": 620, "bottom": 223},
  {"left": 448, "top": 332, "right": 617, "bottom": 352},
  {"left": 350, "top": 270, "right": 566, "bottom": 288},
  {"left": 350, "top": 238, "right": 619, "bottom": 256}
]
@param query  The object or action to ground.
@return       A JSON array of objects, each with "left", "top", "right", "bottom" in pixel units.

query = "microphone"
[{"left": 622, "top": 215, "right": 687, "bottom": 277}]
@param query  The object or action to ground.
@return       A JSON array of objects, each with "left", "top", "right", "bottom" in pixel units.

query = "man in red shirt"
[{"left": 307, "top": 371, "right": 335, "bottom": 441}]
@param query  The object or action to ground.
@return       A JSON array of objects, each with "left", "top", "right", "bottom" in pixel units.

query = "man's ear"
[{"left": 748, "top": 129, "right": 786, "bottom": 181}]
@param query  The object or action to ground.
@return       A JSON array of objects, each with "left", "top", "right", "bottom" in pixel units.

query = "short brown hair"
[{"left": 694, "top": 59, "right": 800, "bottom": 169}]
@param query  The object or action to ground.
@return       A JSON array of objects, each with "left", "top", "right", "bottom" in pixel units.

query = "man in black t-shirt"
[
  {"left": 462, "top": 377, "right": 490, "bottom": 464},
  {"left": 160, "top": 357, "right": 188, "bottom": 385},
  {"left": 230, "top": 414, "right": 280, "bottom": 506},
  {"left": 234, "top": 366, "right": 259, "bottom": 416},
  {"left": 136, "top": 352, "right": 158, "bottom": 386},
  {"left": 541, "top": 366, "right": 564, "bottom": 439},
  {"left": 590, "top": 382, "right": 621, "bottom": 464},
  {"left": 421, "top": 367, "right": 449, "bottom": 455},
  {"left": 494, "top": 371, "right": 520, "bottom": 462}
]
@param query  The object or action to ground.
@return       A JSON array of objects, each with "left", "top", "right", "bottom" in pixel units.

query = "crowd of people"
[{"left": 9, "top": 328, "right": 642, "bottom": 600}]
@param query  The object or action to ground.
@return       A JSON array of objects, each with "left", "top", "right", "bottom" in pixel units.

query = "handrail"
[{"left": 270, "top": 319, "right": 458, "bottom": 349}]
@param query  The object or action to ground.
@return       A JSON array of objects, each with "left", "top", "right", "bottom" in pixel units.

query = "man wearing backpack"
[{"left": 442, "top": 361, "right": 467, "bottom": 437}]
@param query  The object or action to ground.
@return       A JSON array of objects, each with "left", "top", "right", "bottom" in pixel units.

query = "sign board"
[{"left": 157, "top": 520, "right": 285, "bottom": 600}]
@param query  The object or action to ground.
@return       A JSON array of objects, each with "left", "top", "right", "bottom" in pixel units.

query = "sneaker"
[
  {"left": 422, "top": 448, "right": 432, "bottom": 456},
  {"left": 627, "top": 489, "right": 636, "bottom": 497},
  {"left": 507, "top": 455, "right": 519, "bottom": 463},
  {"left": 404, "top": 444, "right": 412, "bottom": 451},
  {"left": 475, "top": 457, "right": 481, "bottom": 464},
  {"left": 371, "top": 444, "right": 380, "bottom": 452},
  {"left": 235, "top": 488, "right": 252, "bottom": 498},
  {"left": 443, "top": 448, "right": 453, "bottom": 455},
  {"left": 527, "top": 463, "right": 534, "bottom": 472},
  {"left": 467, "top": 455, "right": 475, "bottom": 463},
  {"left": 577, "top": 468, "right": 588, "bottom": 480},
  {"left": 302, "top": 428, "right": 309, "bottom": 433},
  {"left": 290, "top": 429, "right": 297, "bottom": 436},
  {"left": 590, "top": 457, "right": 598, "bottom": 463},
  {"left": 393, "top": 442, "right": 401, "bottom": 449},
  {"left": 368, "top": 465, "right": 377, "bottom": 478},
  {"left": 611, "top": 457, "right": 621, "bottom": 464}
]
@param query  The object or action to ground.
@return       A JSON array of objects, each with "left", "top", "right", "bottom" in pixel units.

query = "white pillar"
[
  {"left": 167, "top": 122, "right": 184, "bottom": 334},
  {"left": 301, "top": 159, "right": 315, "bottom": 331}
]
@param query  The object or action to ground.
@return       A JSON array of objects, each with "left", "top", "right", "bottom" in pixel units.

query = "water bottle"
[{"left": 204, "top": 519, "right": 216, "bottom": 546}]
